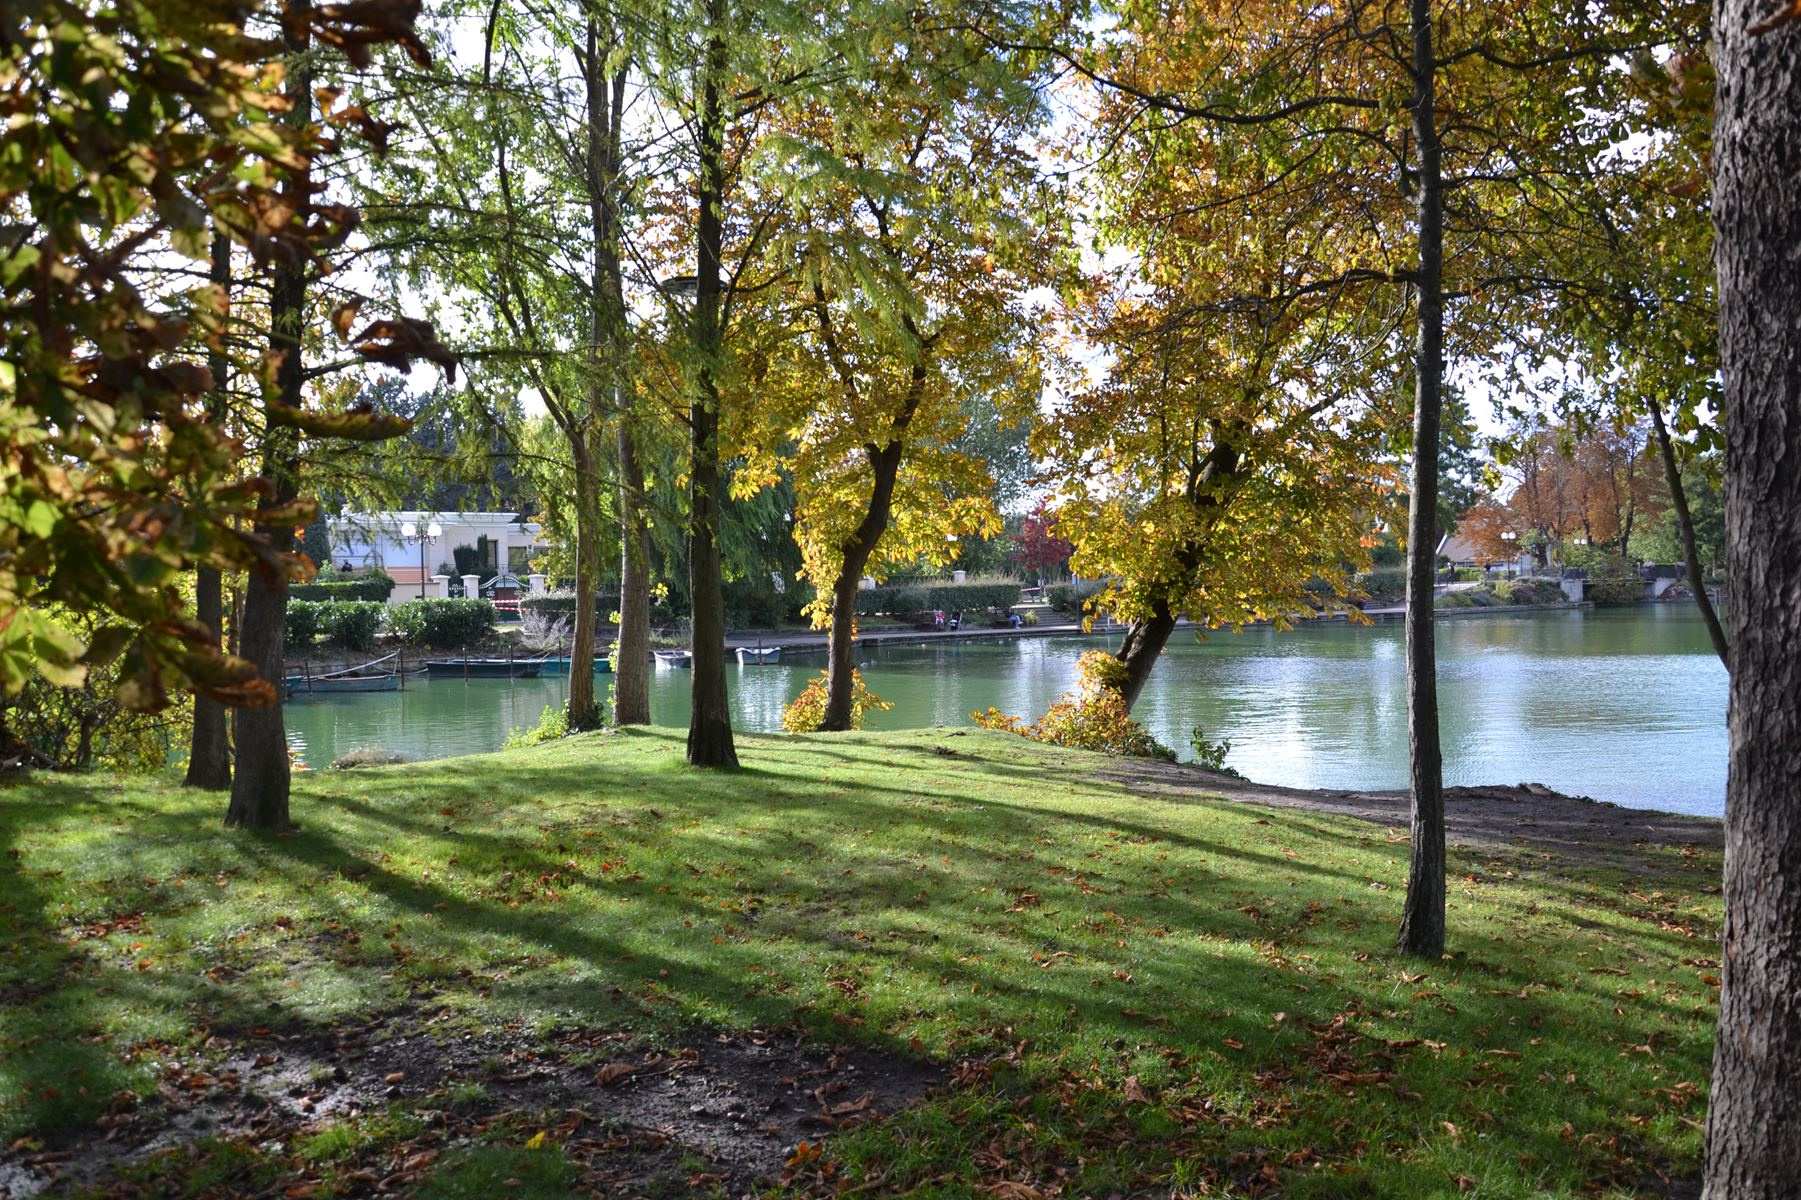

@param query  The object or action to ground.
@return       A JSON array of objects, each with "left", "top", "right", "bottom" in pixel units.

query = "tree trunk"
[
  {"left": 820, "top": 443, "right": 905, "bottom": 731},
  {"left": 567, "top": 433, "right": 601, "bottom": 729},
  {"left": 226, "top": 4, "right": 310, "bottom": 831},
  {"left": 1116, "top": 601, "right": 1179, "bottom": 712},
  {"left": 685, "top": 2, "right": 738, "bottom": 769},
  {"left": 614, "top": 417, "right": 652, "bottom": 724},
  {"left": 1649, "top": 401, "right": 1730, "bottom": 669},
  {"left": 1395, "top": 0, "right": 1446, "bottom": 959},
  {"left": 185, "top": 566, "right": 231, "bottom": 789},
  {"left": 187, "top": 228, "right": 233, "bottom": 791},
  {"left": 583, "top": 18, "right": 632, "bottom": 729},
  {"left": 1702, "top": 7, "right": 1801, "bottom": 1195}
]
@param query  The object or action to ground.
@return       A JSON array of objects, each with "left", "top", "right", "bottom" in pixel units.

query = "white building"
[{"left": 327, "top": 511, "right": 547, "bottom": 603}]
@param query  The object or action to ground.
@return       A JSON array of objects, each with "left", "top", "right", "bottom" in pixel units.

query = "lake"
[{"left": 284, "top": 607, "right": 1729, "bottom": 816}]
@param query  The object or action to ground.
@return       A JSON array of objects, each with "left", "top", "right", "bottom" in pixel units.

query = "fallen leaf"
[{"left": 594, "top": 1061, "right": 638, "bottom": 1087}]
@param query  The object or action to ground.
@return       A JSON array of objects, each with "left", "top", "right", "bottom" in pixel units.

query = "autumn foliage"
[{"left": 972, "top": 650, "right": 1173, "bottom": 760}]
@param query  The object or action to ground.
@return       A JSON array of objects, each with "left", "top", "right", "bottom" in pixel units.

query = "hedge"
[
  {"left": 285, "top": 600, "right": 323, "bottom": 646},
  {"left": 853, "top": 578, "right": 1021, "bottom": 616},
  {"left": 387, "top": 598, "right": 497, "bottom": 647},
  {"left": 1354, "top": 568, "right": 1409, "bottom": 602},
  {"left": 520, "top": 592, "right": 621, "bottom": 619},
  {"left": 291, "top": 569, "right": 395, "bottom": 603},
  {"left": 319, "top": 600, "right": 386, "bottom": 651}
]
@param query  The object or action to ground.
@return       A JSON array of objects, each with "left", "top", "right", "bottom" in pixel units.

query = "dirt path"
[{"left": 1097, "top": 758, "right": 1722, "bottom": 866}]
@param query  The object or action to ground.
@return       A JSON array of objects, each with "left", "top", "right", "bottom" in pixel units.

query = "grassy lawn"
[{"left": 0, "top": 728, "right": 1721, "bottom": 1197}]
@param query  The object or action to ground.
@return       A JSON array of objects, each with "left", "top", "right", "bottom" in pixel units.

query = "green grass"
[{"left": 0, "top": 728, "right": 1722, "bottom": 1197}]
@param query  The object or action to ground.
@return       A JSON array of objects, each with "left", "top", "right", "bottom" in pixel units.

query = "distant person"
[
  {"left": 948, "top": 610, "right": 962, "bottom": 631},
  {"left": 340, "top": 560, "right": 353, "bottom": 572},
  {"left": 1008, "top": 611, "right": 1023, "bottom": 629},
  {"left": 933, "top": 609, "right": 946, "bottom": 629}
]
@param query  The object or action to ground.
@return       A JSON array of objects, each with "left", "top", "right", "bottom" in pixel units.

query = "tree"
[
  {"left": 1013, "top": 499, "right": 1073, "bottom": 580},
  {"left": 367, "top": 0, "right": 643, "bottom": 732},
  {"left": 1048, "top": 0, "right": 1696, "bottom": 956},
  {"left": 749, "top": 11, "right": 1051, "bottom": 731},
  {"left": 1701, "top": 4, "right": 1801, "bottom": 1195},
  {"left": 1, "top": 0, "right": 433, "bottom": 792}
]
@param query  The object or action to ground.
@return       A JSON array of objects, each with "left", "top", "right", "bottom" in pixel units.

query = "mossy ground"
[{"left": 0, "top": 728, "right": 1721, "bottom": 1197}]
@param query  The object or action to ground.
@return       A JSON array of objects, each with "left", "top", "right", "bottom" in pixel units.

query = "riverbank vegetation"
[{"left": 1, "top": 730, "right": 1722, "bottom": 1197}]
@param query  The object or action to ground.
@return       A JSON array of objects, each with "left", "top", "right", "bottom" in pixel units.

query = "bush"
[
  {"left": 726, "top": 575, "right": 809, "bottom": 628},
  {"left": 1583, "top": 559, "right": 1644, "bottom": 606},
  {"left": 503, "top": 701, "right": 570, "bottom": 749},
  {"left": 973, "top": 650, "right": 1173, "bottom": 761},
  {"left": 520, "top": 590, "right": 621, "bottom": 618},
  {"left": 290, "top": 569, "right": 395, "bottom": 603},
  {"left": 1190, "top": 726, "right": 1237, "bottom": 774},
  {"left": 387, "top": 599, "right": 497, "bottom": 647},
  {"left": 1355, "top": 568, "right": 1409, "bottom": 602},
  {"left": 286, "top": 599, "right": 323, "bottom": 646},
  {"left": 782, "top": 669, "right": 893, "bottom": 733},
  {"left": 1044, "top": 578, "right": 1107, "bottom": 616},
  {"left": 318, "top": 600, "right": 386, "bottom": 651}
]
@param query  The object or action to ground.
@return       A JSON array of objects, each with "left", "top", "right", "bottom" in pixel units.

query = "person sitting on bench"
[{"left": 948, "top": 610, "right": 962, "bottom": 631}]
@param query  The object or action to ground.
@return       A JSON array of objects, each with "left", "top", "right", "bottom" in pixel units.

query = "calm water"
[{"left": 285, "top": 608, "right": 1728, "bottom": 816}]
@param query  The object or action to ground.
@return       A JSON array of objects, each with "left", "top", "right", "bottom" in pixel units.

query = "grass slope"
[{"left": 0, "top": 728, "right": 1721, "bottom": 1197}]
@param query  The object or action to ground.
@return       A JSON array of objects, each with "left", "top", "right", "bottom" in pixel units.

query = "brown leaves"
[
  {"left": 311, "top": 0, "right": 433, "bottom": 69},
  {"left": 593, "top": 1061, "right": 638, "bottom": 1087},
  {"left": 350, "top": 317, "right": 457, "bottom": 381}
]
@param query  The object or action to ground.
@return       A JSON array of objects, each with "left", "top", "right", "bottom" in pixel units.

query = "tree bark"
[
  {"left": 820, "top": 441, "right": 905, "bottom": 731},
  {"left": 1702, "top": 6, "right": 1801, "bottom": 1196},
  {"left": 567, "top": 431, "right": 600, "bottom": 729},
  {"left": 685, "top": 0, "right": 738, "bottom": 768},
  {"left": 186, "top": 228, "right": 233, "bottom": 791},
  {"left": 614, "top": 417, "right": 652, "bottom": 724},
  {"left": 579, "top": 18, "right": 631, "bottom": 730},
  {"left": 226, "top": 3, "right": 310, "bottom": 831},
  {"left": 1649, "top": 401, "right": 1730, "bottom": 669},
  {"left": 1395, "top": 0, "right": 1446, "bottom": 959},
  {"left": 1116, "top": 601, "right": 1179, "bottom": 712}
]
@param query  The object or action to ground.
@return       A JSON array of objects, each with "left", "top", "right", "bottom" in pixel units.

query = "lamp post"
[{"left": 400, "top": 518, "right": 442, "bottom": 600}]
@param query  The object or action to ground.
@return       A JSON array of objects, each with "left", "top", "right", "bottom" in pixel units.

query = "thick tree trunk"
[
  {"left": 1702, "top": 7, "right": 1801, "bottom": 1196},
  {"left": 1396, "top": 0, "right": 1446, "bottom": 959},
  {"left": 227, "top": 6, "right": 309, "bottom": 831},
  {"left": 567, "top": 434, "right": 601, "bottom": 729},
  {"left": 614, "top": 418, "right": 652, "bottom": 725},
  {"left": 185, "top": 566, "right": 231, "bottom": 789},
  {"left": 1116, "top": 602, "right": 1179, "bottom": 712},
  {"left": 187, "top": 228, "right": 232, "bottom": 791},
  {"left": 685, "top": 3, "right": 738, "bottom": 768},
  {"left": 1649, "top": 402, "right": 1730, "bottom": 669}
]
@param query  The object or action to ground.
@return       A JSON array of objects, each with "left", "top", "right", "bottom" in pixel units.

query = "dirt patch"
[
  {"left": 1098, "top": 758, "right": 1722, "bottom": 866},
  {"left": 0, "top": 1012, "right": 942, "bottom": 1198}
]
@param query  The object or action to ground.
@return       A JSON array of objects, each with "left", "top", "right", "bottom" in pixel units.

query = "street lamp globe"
[
  {"left": 401, "top": 520, "right": 417, "bottom": 539},
  {"left": 427, "top": 521, "right": 442, "bottom": 539}
]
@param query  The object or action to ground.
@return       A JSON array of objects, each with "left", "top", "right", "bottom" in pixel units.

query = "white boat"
[
  {"left": 653, "top": 650, "right": 693, "bottom": 669},
  {"left": 735, "top": 645, "right": 781, "bottom": 664}
]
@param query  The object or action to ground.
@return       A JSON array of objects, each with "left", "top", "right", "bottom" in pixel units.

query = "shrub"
[
  {"left": 387, "top": 599, "right": 497, "bottom": 647},
  {"left": 973, "top": 650, "right": 1173, "bottom": 761},
  {"left": 855, "top": 576, "right": 1020, "bottom": 616},
  {"left": 290, "top": 569, "right": 395, "bottom": 603},
  {"left": 1190, "top": 726, "right": 1237, "bottom": 775},
  {"left": 503, "top": 701, "right": 570, "bottom": 749},
  {"left": 1043, "top": 578, "right": 1108, "bottom": 616},
  {"left": 1021, "top": 609, "right": 1039, "bottom": 626},
  {"left": 1355, "top": 568, "right": 1409, "bottom": 602},
  {"left": 286, "top": 599, "right": 323, "bottom": 646},
  {"left": 315, "top": 600, "right": 386, "bottom": 650},
  {"left": 1584, "top": 559, "right": 1644, "bottom": 606},
  {"left": 782, "top": 669, "right": 893, "bottom": 733}
]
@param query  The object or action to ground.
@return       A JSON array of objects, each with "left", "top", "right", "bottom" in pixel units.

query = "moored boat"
[
  {"left": 423, "top": 658, "right": 544, "bottom": 679},
  {"left": 531, "top": 656, "right": 614, "bottom": 676},
  {"left": 285, "top": 671, "right": 401, "bottom": 696},
  {"left": 735, "top": 645, "right": 781, "bottom": 664},
  {"left": 652, "top": 649, "right": 693, "bottom": 669}
]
